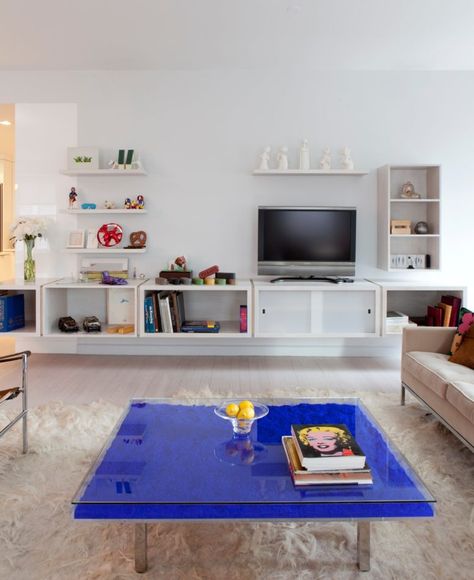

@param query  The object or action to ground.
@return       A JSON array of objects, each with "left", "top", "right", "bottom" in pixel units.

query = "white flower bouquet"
[{"left": 10, "top": 217, "right": 47, "bottom": 243}]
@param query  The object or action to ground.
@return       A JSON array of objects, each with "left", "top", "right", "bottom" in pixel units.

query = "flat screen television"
[{"left": 258, "top": 206, "right": 356, "bottom": 278}]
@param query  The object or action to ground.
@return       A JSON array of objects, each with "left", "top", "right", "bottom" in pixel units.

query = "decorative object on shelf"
[
  {"left": 390, "top": 254, "right": 430, "bottom": 269},
  {"left": 199, "top": 264, "right": 219, "bottom": 279},
  {"left": 340, "top": 147, "right": 354, "bottom": 170},
  {"left": 390, "top": 219, "right": 411, "bottom": 235},
  {"left": 86, "top": 229, "right": 99, "bottom": 249},
  {"left": 257, "top": 146, "right": 272, "bottom": 170},
  {"left": 101, "top": 271, "right": 128, "bottom": 285},
  {"left": 400, "top": 181, "right": 421, "bottom": 199},
  {"left": 414, "top": 221, "right": 429, "bottom": 234},
  {"left": 81, "top": 203, "right": 96, "bottom": 210},
  {"left": 67, "top": 229, "right": 86, "bottom": 249},
  {"left": 104, "top": 200, "right": 115, "bottom": 209},
  {"left": 109, "top": 149, "right": 137, "bottom": 170},
  {"left": 126, "top": 231, "right": 147, "bottom": 249},
  {"left": 107, "top": 287, "right": 134, "bottom": 324},
  {"left": 167, "top": 255, "right": 187, "bottom": 271},
  {"left": 10, "top": 217, "right": 47, "bottom": 282},
  {"left": 69, "top": 187, "right": 78, "bottom": 209},
  {"left": 204, "top": 278, "right": 215, "bottom": 285},
  {"left": 97, "top": 223, "right": 123, "bottom": 247},
  {"left": 319, "top": 147, "right": 331, "bottom": 170},
  {"left": 79, "top": 258, "right": 128, "bottom": 283},
  {"left": 124, "top": 197, "right": 132, "bottom": 209},
  {"left": 83, "top": 316, "right": 101, "bottom": 333},
  {"left": 136, "top": 195, "right": 145, "bottom": 209},
  {"left": 299, "top": 139, "right": 310, "bottom": 170},
  {"left": 154, "top": 277, "right": 169, "bottom": 285},
  {"left": 67, "top": 147, "right": 99, "bottom": 171},
  {"left": 192, "top": 277, "right": 204, "bottom": 285},
  {"left": 276, "top": 146, "right": 289, "bottom": 170},
  {"left": 106, "top": 324, "right": 135, "bottom": 334},
  {"left": 58, "top": 316, "right": 79, "bottom": 333},
  {"left": 159, "top": 270, "right": 192, "bottom": 284},
  {"left": 216, "top": 272, "right": 236, "bottom": 285}
]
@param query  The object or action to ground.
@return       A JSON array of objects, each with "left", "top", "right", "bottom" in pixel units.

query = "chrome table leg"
[
  {"left": 135, "top": 523, "right": 148, "bottom": 573},
  {"left": 357, "top": 521, "right": 370, "bottom": 571}
]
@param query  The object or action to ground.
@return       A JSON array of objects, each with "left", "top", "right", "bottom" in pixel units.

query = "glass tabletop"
[{"left": 73, "top": 397, "right": 435, "bottom": 514}]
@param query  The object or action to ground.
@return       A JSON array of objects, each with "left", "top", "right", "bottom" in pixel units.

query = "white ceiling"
[{"left": 1, "top": 0, "right": 474, "bottom": 70}]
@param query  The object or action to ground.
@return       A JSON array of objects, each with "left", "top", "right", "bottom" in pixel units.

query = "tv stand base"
[{"left": 270, "top": 276, "right": 354, "bottom": 284}]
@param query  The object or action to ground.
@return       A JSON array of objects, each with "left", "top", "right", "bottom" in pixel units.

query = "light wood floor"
[{"left": 0, "top": 354, "right": 401, "bottom": 407}]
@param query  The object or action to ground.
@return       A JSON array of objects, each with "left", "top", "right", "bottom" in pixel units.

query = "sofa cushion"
[
  {"left": 449, "top": 324, "right": 474, "bottom": 369},
  {"left": 446, "top": 382, "right": 474, "bottom": 424},
  {"left": 404, "top": 352, "right": 474, "bottom": 398}
]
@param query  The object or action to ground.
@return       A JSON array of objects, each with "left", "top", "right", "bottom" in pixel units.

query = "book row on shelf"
[
  {"left": 282, "top": 423, "right": 372, "bottom": 487},
  {"left": 386, "top": 293, "right": 462, "bottom": 332},
  {"left": 144, "top": 290, "right": 248, "bottom": 334}
]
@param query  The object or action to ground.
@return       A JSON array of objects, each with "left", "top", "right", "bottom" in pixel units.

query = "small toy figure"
[
  {"left": 124, "top": 197, "right": 132, "bottom": 209},
  {"left": 130, "top": 199, "right": 138, "bottom": 209},
  {"left": 69, "top": 187, "right": 78, "bottom": 209},
  {"left": 257, "top": 146, "right": 272, "bottom": 170},
  {"left": 340, "top": 147, "right": 354, "bottom": 170},
  {"left": 299, "top": 139, "right": 310, "bottom": 170},
  {"left": 319, "top": 147, "right": 331, "bottom": 170},
  {"left": 101, "top": 271, "right": 128, "bottom": 285},
  {"left": 400, "top": 181, "right": 421, "bottom": 199},
  {"left": 168, "top": 255, "right": 187, "bottom": 271},
  {"left": 136, "top": 195, "right": 145, "bottom": 209},
  {"left": 276, "top": 146, "right": 289, "bottom": 170},
  {"left": 104, "top": 200, "right": 115, "bottom": 209}
]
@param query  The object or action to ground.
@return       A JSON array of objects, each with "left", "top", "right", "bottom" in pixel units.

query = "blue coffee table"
[{"left": 72, "top": 398, "right": 435, "bottom": 573}]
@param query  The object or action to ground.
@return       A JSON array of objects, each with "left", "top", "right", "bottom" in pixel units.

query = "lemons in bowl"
[{"left": 215, "top": 400, "right": 268, "bottom": 435}]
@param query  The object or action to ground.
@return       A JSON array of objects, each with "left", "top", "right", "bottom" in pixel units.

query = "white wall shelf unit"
[
  {"left": 63, "top": 248, "right": 146, "bottom": 254},
  {"left": 378, "top": 165, "right": 441, "bottom": 271},
  {"left": 65, "top": 209, "right": 147, "bottom": 214},
  {"left": 60, "top": 169, "right": 147, "bottom": 176},
  {"left": 368, "top": 280, "right": 466, "bottom": 336},
  {"left": 253, "top": 280, "right": 380, "bottom": 338},
  {"left": 0, "top": 278, "right": 61, "bottom": 337},
  {"left": 253, "top": 169, "right": 368, "bottom": 176},
  {"left": 42, "top": 278, "right": 147, "bottom": 338},
  {"left": 139, "top": 280, "right": 252, "bottom": 338}
]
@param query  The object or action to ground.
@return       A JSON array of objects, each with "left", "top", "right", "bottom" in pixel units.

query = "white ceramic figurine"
[
  {"left": 299, "top": 139, "right": 310, "bottom": 170},
  {"left": 276, "top": 146, "right": 289, "bottom": 170},
  {"left": 258, "top": 146, "right": 272, "bottom": 171},
  {"left": 341, "top": 147, "right": 354, "bottom": 171},
  {"left": 319, "top": 147, "right": 331, "bottom": 170}
]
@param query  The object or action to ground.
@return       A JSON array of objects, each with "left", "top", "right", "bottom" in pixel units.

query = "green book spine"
[
  {"left": 118, "top": 149, "right": 125, "bottom": 164},
  {"left": 125, "top": 149, "right": 134, "bottom": 165}
]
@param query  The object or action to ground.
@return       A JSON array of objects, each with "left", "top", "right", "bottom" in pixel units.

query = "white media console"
[{"left": 0, "top": 278, "right": 467, "bottom": 355}]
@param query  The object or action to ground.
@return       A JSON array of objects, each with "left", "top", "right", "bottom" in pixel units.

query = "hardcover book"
[
  {"left": 282, "top": 437, "right": 372, "bottom": 485},
  {"left": 181, "top": 321, "right": 220, "bottom": 333},
  {"left": 290, "top": 424, "right": 366, "bottom": 471}
]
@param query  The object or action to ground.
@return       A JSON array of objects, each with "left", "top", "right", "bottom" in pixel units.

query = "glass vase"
[{"left": 24, "top": 238, "right": 36, "bottom": 282}]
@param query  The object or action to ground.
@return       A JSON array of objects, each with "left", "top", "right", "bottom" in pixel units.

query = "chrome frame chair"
[{"left": 0, "top": 350, "right": 31, "bottom": 453}]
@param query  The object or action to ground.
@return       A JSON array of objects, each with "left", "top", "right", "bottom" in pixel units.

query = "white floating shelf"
[
  {"left": 389, "top": 234, "right": 439, "bottom": 238},
  {"left": 60, "top": 169, "right": 147, "bottom": 176},
  {"left": 252, "top": 169, "right": 368, "bottom": 176},
  {"left": 390, "top": 199, "right": 440, "bottom": 203},
  {"left": 63, "top": 248, "right": 147, "bottom": 254},
  {"left": 65, "top": 209, "right": 147, "bottom": 214}
]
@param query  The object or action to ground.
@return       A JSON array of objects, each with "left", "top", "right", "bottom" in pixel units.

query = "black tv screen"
[{"left": 258, "top": 207, "right": 356, "bottom": 276}]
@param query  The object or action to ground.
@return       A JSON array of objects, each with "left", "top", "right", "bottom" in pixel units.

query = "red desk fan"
[{"left": 97, "top": 223, "right": 123, "bottom": 247}]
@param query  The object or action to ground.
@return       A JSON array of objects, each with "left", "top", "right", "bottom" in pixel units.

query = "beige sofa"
[{"left": 402, "top": 326, "right": 474, "bottom": 451}]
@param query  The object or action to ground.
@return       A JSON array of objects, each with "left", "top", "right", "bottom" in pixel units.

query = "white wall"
[{"left": 1, "top": 70, "right": 472, "bottom": 354}]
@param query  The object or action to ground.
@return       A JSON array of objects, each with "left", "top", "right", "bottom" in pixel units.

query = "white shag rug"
[{"left": 0, "top": 388, "right": 473, "bottom": 580}]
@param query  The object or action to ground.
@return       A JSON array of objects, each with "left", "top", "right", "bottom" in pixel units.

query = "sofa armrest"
[{"left": 402, "top": 326, "right": 456, "bottom": 355}]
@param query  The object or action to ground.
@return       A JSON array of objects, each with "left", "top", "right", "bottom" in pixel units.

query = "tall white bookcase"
[{"left": 378, "top": 165, "right": 441, "bottom": 271}]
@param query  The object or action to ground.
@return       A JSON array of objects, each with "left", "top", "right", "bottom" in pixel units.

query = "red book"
[
  {"left": 441, "top": 295, "right": 462, "bottom": 327},
  {"left": 427, "top": 305, "right": 443, "bottom": 327},
  {"left": 240, "top": 305, "right": 248, "bottom": 333}
]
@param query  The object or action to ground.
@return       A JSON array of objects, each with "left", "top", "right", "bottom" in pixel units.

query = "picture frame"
[
  {"left": 67, "top": 229, "right": 85, "bottom": 248},
  {"left": 107, "top": 288, "right": 134, "bottom": 324},
  {"left": 86, "top": 229, "right": 99, "bottom": 249},
  {"left": 67, "top": 147, "right": 99, "bottom": 171}
]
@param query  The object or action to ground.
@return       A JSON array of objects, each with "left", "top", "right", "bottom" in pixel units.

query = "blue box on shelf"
[{"left": 0, "top": 294, "right": 25, "bottom": 332}]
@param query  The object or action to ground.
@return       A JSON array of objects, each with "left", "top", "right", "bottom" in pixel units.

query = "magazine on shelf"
[
  {"left": 290, "top": 424, "right": 366, "bottom": 471},
  {"left": 282, "top": 437, "right": 372, "bottom": 486}
]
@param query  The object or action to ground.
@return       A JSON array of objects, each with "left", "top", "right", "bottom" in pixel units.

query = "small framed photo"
[
  {"left": 67, "top": 230, "right": 85, "bottom": 248},
  {"left": 67, "top": 147, "right": 99, "bottom": 171},
  {"left": 86, "top": 229, "right": 99, "bottom": 249}
]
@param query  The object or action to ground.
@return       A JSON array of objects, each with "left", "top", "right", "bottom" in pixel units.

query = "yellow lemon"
[
  {"left": 237, "top": 407, "right": 255, "bottom": 420},
  {"left": 225, "top": 403, "right": 240, "bottom": 417},
  {"left": 238, "top": 400, "right": 254, "bottom": 411}
]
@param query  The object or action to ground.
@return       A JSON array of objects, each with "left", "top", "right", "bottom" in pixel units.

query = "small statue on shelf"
[
  {"left": 68, "top": 187, "right": 78, "bottom": 209},
  {"left": 104, "top": 200, "right": 115, "bottom": 209},
  {"left": 299, "top": 139, "right": 310, "bottom": 170},
  {"left": 136, "top": 195, "right": 145, "bottom": 209},
  {"left": 276, "top": 146, "right": 289, "bottom": 170},
  {"left": 168, "top": 255, "right": 187, "bottom": 271},
  {"left": 257, "top": 146, "right": 272, "bottom": 171},
  {"left": 340, "top": 147, "right": 354, "bottom": 170},
  {"left": 124, "top": 197, "right": 132, "bottom": 209},
  {"left": 319, "top": 147, "right": 331, "bottom": 170},
  {"left": 400, "top": 181, "right": 421, "bottom": 199}
]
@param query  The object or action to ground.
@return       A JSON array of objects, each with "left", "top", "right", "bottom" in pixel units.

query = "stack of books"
[
  {"left": 385, "top": 310, "right": 413, "bottom": 334},
  {"left": 282, "top": 424, "right": 372, "bottom": 486},
  {"left": 425, "top": 295, "right": 462, "bottom": 327}
]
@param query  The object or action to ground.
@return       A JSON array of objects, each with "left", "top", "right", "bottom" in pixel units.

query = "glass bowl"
[{"left": 214, "top": 401, "right": 269, "bottom": 436}]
